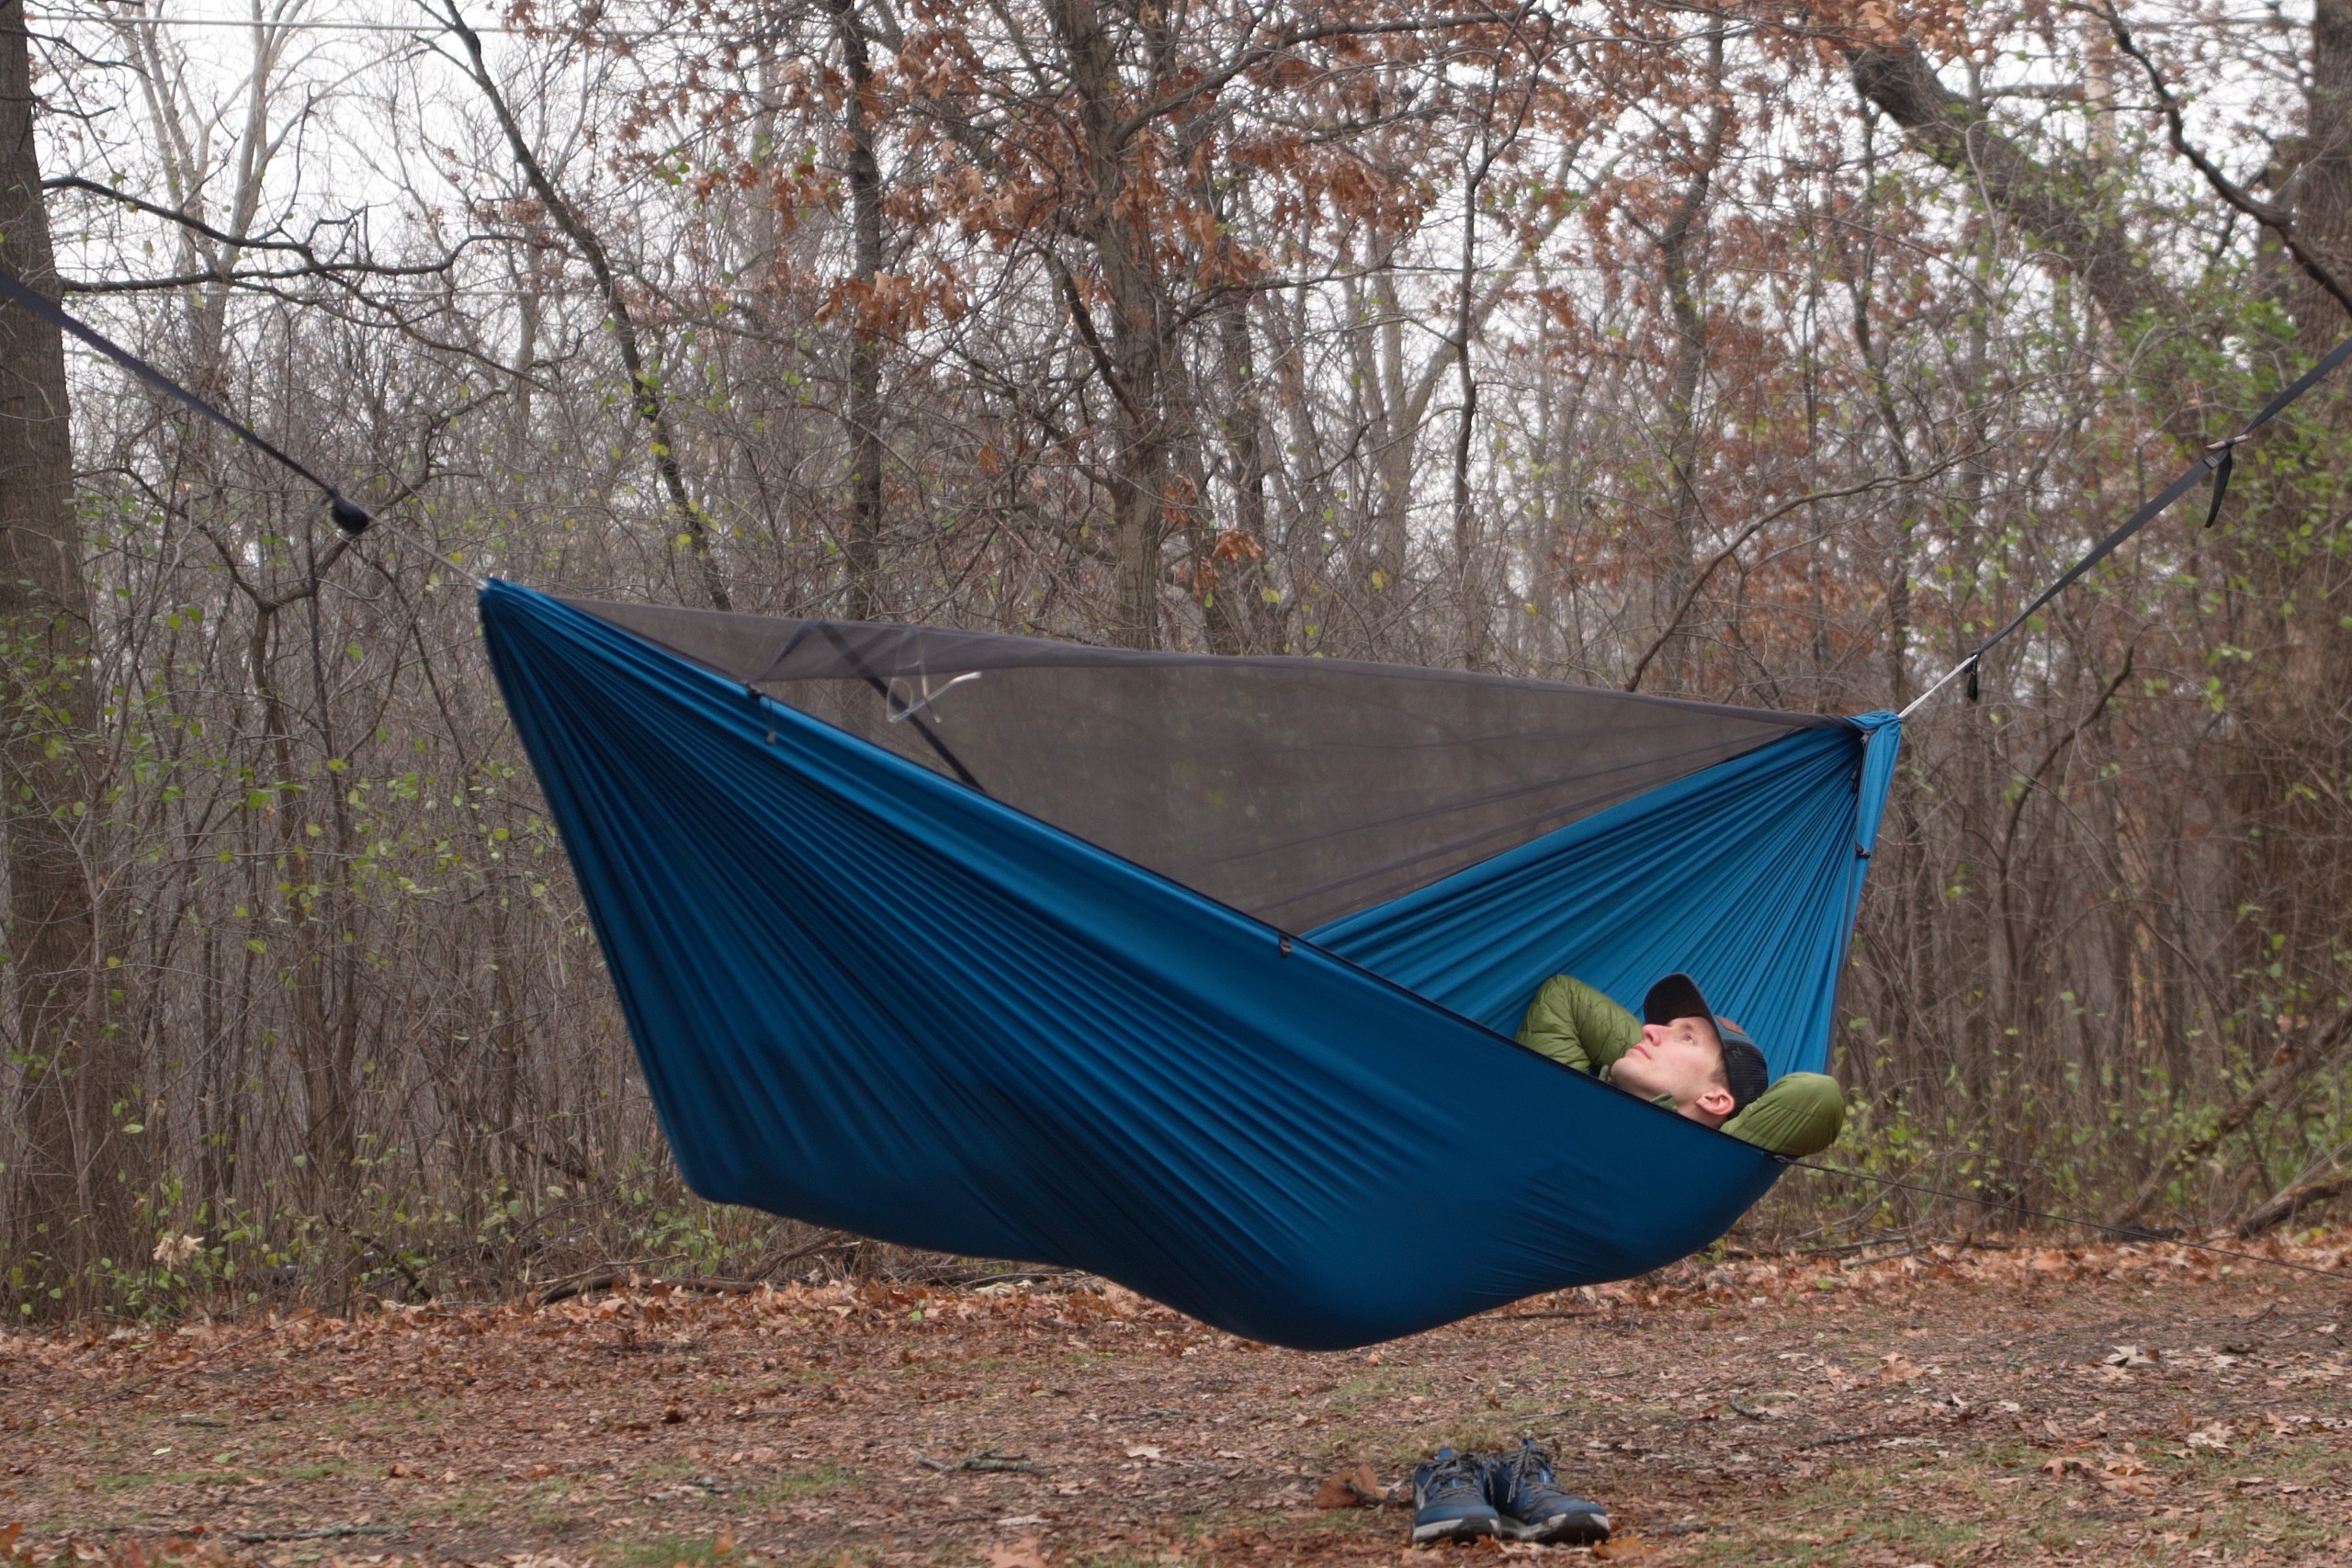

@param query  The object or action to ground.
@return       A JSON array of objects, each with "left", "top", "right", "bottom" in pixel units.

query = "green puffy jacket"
[{"left": 1514, "top": 976, "right": 1844, "bottom": 1158}]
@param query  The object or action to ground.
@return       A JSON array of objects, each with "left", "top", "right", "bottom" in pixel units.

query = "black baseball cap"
[{"left": 1642, "top": 973, "right": 1770, "bottom": 1116}]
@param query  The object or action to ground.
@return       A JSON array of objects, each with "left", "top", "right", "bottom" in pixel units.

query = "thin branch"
[
  {"left": 1047, "top": 251, "right": 1146, "bottom": 427},
  {"left": 1114, "top": 6, "right": 1525, "bottom": 144},
  {"left": 2098, "top": 2, "right": 2352, "bottom": 320},
  {"left": 2117, "top": 1006, "right": 2352, "bottom": 1225},
  {"left": 1996, "top": 648, "right": 2136, "bottom": 877},
  {"left": 62, "top": 262, "right": 461, "bottom": 291},
  {"left": 44, "top": 173, "right": 491, "bottom": 277},
  {"left": 1623, "top": 459, "right": 1970, "bottom": 693},
  {"left": 439, "top": 0, "right": 729, "bottom": 609}
]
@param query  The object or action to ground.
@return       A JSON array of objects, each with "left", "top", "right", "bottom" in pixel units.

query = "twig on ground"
[
  {"left": 530, "top": 1243, "right": 856, "bottom": 1308},
  {"left": 1799, "top": 1429, "right": 1915, "bottom": 1449},
  {"left": 530, "top": 1266, "right": 649, "bottom": 1308},
  {"left": 939, "top": 1269, "right": 1078, "bottom": 1290},
  {"left": 752, "top": 1231, "right": 859, "bottom": 1280},
  {"left": 917, "top": 1447, "right": 1045, "bottom": 1473},
  {"left": 229, "top": 1526, "right": 401, "bottom": 1543}
]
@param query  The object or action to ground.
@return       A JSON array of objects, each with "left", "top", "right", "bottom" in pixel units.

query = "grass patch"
[
  {"left": 520, "top": 1478, "right": 581, "bottom": 1530},
  {"left": 605, "top": 1534, "right": 718, "bottom": 1568},
  {"left": 425, "top": 1483, "right": 516, "bottom": 1527},
  {"left": 751, "top": 1368, "right": 841, "bottom": 1390},
  {"left": 605, "top": 1533, "right": 756, "bottom": 1568},
  {"left": 745, "top": 1463, "right": 849, "bottom": 1505},
  {"left": 1322, "top": 1371, "right": 1396, "bottom": 1415}
]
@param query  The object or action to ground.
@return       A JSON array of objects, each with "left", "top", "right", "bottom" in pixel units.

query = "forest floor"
[{"left": 8, "top": 1237, "right": 2352, "bottom": 1568}]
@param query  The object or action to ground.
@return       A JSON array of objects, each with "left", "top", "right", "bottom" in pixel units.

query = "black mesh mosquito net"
[{"left": 567, "top": 597, "right": 1841, "bottom": 931}]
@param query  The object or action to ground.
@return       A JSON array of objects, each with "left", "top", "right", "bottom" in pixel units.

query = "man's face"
[{"left": 1611, "top": 1015, "right": 1736, "bottom": 1125}]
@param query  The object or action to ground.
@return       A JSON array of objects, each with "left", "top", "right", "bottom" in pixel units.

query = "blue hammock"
[{"left": 481, "top": 581, "right": 1899, "bottom": 1349}]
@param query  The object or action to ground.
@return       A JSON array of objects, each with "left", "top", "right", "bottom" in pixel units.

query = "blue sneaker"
[
  {"left": 1410, "top": 1447, "right": 1500, "bottom": 1544},
  {"left": 1487, "top": 1439, "right": 1609, "bottom": 1544}
]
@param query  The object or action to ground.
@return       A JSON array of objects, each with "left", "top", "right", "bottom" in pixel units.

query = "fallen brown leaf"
[
  {"left": 1314, "top": 1464, "right": 1388, "bottom": 1508},
  {"left": 2187, "top": 1422, "right": 2234, "bottom": 1451},
  {"left": 8, "top": 1239, "right": 2351, "bottom": 1568}
]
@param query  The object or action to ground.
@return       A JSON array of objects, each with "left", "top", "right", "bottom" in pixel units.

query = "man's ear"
[{"left": 1694, "top": 1085, "right": 1736, "bottom": 1122}]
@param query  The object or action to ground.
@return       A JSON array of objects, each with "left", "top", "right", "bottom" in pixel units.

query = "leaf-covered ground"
[{"left": 9, "top": 1237, "right": 2352, "bottom": 1567}]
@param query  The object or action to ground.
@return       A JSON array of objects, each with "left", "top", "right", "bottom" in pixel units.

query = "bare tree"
[
  {"left": 11, "top": 0, "right": 2352, "bottom": 1312},
  {"left": 0, "top": 0, "right": 119, "bottom": 1305}
]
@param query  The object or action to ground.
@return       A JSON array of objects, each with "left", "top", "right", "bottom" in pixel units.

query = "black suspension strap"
[
  {"left": 0, "top": 268, "right": 372, "bottom": 535},
  {"left": 1, "top": 268, "right": 985, "bottom": 783},
  {"left": 1901, "top": 333, "right": 2352, "bottom": 719}
]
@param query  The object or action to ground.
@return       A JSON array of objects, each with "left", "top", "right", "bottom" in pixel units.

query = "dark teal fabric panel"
[
  {"left": 480, "top": 581, "right": 1787, "bottom": 1348},
  {"left": 1309, "top": 716, "right": 1903, "bottom": 1080}
]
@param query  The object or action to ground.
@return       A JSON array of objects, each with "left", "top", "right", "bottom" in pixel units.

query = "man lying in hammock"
[
  {"left": 1515, "top": 971, "right": 1844, "bottom": 1157},
  {"left": 1406, "top": 975, "right": 1848, "bottom": 1547}
]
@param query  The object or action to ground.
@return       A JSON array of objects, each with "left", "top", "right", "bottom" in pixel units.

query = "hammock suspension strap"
[
  {"left": 1903, "top": 332, "right": 2352, "bottom": 721},
  {"left": 10, "top": 261, "right": 2346, "bottom": 724}
]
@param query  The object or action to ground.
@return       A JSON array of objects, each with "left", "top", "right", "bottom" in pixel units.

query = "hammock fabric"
[{"left": 481, "top": 581, "right": 1901, "bottom": 1349}]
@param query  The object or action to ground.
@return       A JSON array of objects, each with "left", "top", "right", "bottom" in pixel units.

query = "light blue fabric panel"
[
  {"left": 1311, "top": 714, "right": 1902, "bottom": 1077},
  {"left": 480, "top": 581, "right": 1890, "bottom": 1348}
]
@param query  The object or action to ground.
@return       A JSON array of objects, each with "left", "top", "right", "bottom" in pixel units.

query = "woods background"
[{"left": 3, "top": 0, "right": 2349, "bottom": 1317}]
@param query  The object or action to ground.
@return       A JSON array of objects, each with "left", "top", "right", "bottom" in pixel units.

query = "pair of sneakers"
[{"left": 1409, "top": 1439, "right": 1610, "bottom": 1546}]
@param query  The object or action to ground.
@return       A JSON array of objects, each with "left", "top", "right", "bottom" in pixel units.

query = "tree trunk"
[
  {"left": 826, "top": 0, "right": 887, "bottom": 623},
  {"left": 1646, "top": 45, "right": 1726, "bottom": 694},
  {"left": 1043, "top": 0, "right": 1171, "bottom": 649},
  {"left": 1846, "top": 41, "right": 2177, "bottom": 333},
  {"left": 1205, "top": 287, "right": 1277, "bottom": 654},
  {"left": 0, "top": 0, "right": 122, "bottom": 1312},
  {"left": 1451, "top": 155, "right": 1487, "bottom": 672},
  {"left": 2222, "top": 0, "right": 2352, "bottom": 1089}
]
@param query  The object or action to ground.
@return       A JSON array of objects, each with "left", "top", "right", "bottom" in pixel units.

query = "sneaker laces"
[
  {"left": 1498, "top": 1439, "right": 1557, "bottom": 1492},
  {"left": 1422, "top": 1450, "right": 1487, "bottom": 1503}
]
